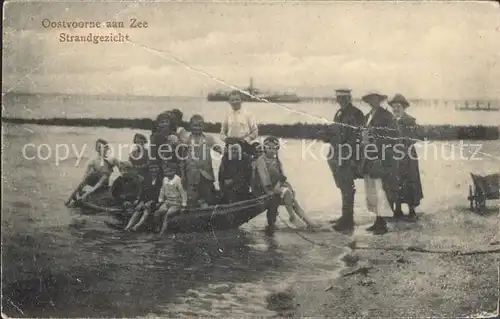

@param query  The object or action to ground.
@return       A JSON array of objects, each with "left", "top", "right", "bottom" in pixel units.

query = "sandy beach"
[
  {"left": 275, "top": 143, "right": 500, "bottom": 318},
  {"left": 260, "top": 139, "right": 500, "bottom": 318},
  {"left": 290, "top": 208, "right": 499, "bottom": 318}
]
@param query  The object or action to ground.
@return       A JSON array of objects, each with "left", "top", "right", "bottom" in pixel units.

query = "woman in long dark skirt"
[{"left": 388, "top": 94, "right": 424, "bottom": 218}]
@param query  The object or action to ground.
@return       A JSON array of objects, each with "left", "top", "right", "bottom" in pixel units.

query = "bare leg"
[
  {"left": 291, "top": 198, "right": 315, "bottom": 227},
  {"left": 281, "top": 191, "right": 297, "bottom": 223},
  {"left": 132, "top": 209, "right": 150, "bottom": 231},
  {"left": 153, "top": 209, "right": 166, "bottom": 233},
  {"left": 159, "top": 206, "right": 180, "bottom": 236},
  {"left": 125, "top": 209, "right": 143, "bottom": 230},
  {"left": 65, "top": 181, "right": 86, "bottom": 206}
]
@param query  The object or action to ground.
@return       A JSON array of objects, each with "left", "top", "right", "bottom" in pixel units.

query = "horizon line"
[{"left": 2, "top": 90, "right": 499, "bottom": 102}]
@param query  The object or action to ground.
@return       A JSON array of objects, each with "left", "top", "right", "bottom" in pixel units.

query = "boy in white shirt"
[
  {"left": 220, "top": 90, "right": 258, "bottom": 154},
  {"left": 154, "top": 162, "right": 188, "bottom": 236}
]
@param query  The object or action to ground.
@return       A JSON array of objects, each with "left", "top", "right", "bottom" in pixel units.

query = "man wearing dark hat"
[
  {"left": 359, "top": 93, "right": 400, "bottom": 234},
  {"left": 326, "top": 89, "right": 365, "bottom": 232}
]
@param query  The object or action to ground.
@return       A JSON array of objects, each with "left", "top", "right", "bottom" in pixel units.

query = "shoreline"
[
  {"left": 285, "top": 205, "right": 500, "bottom": 318},
  {"left": 2, "top": 117, "right": 499, "bottom": 141}
]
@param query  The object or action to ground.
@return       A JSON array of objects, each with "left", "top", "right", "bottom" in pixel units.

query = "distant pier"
[{"left": 299, "top": 96, "right": 499, "bottom": 110}]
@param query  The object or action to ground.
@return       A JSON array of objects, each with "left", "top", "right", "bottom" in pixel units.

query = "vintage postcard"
[{"left": 2, "top": 1, "right": 499, "bottom": 318}]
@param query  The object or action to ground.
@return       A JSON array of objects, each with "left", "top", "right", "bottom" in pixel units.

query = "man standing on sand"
[{"left": 325, "top": 89, "right": 365, "bottom": 232}]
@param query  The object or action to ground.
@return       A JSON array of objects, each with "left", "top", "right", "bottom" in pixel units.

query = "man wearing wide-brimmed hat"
[
  {"left": 388, "top": 93, "right": 423, "bottom": 219},
  {"left": 326, "top": 89, "right": 365, "bottom": 232},
  {"left": 359, "top": 92, "right": 400, "bottom": 234}
]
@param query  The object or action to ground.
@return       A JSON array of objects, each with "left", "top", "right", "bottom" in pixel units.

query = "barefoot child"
[
  {"left": 65, "top": 139, "right": 121, "bottom": 207},
  {"left": 254, "top": 136, "right": 315, "bottom": 228},
  {"left": 154, "top": 162, "right": 188, "bottom": 235},
  {"left": 111, "top": 161, "right": 144, "bottom": 207},
  {"left": 124, "top": 160, "right": 163, "bottom": 231}
]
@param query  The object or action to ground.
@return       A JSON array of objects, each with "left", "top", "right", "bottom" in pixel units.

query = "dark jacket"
[
  {"left": 395, "top": 113, "right": 423, "bottom": 206},
  {"left": 361, "top": 107, "right": 400, "bottom": 203},
  {"left": 363, "top": 107, "right": 399, "bottom": 158},
  {"left": 129, "top": 147, "right": 150, "bottom": 177},
  {"left": 219, "top": 153, "right": 253, "bottom": 203},
  {"left": 326, "top": 104, "right": 365, "bottom": 167},
  {"left": 111, "top": 173, "right": 143, "bottom": 203},
  {"left": 140, "top": 173, "right": 164, "bottom": 203}
]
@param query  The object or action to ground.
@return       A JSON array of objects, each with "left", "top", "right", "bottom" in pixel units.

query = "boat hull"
[{"left": 79, "top": 188, "right": 271, "bottom": 233}]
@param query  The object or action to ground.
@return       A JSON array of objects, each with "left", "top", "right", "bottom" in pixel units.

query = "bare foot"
[{"left": 306, "top": 223, "right": 317, "bottom": 229}]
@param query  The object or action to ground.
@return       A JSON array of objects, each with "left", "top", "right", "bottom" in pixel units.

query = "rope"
[{"left": 277, "top": 215, "right": 500, "bottom": 256}]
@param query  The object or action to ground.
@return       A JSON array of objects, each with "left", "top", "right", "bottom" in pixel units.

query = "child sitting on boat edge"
[
  {"left": 154, "top": 161, "right": 188, "bottom": 236},
  {"left": 124, "top": 160, "right": 164, "bottom": 232},
  {"left": 253, "top": 136, "right": 315, "bottom": 228}
]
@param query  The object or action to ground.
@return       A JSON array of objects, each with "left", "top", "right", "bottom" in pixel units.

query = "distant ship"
[
  {"left": 455, "top": 101, "right": 499, "bottom": 111},
  {"left": 207, "top": 78, "right": 300, "bottom": 103}
]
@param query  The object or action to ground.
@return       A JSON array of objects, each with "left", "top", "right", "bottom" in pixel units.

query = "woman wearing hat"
[
  {"left": 388, "top": 94, "right": 423, "bottom": 218},
  {"left": 358, "top": 93, "right": 400, "bottom": 234}
]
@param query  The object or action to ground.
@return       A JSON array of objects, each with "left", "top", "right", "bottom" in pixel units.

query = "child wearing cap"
[
  {"left": 124, "top": 160, "right": 164, "bottom": 231},
  {"left": 154, "top": 161, "right": 188, "bottom": 235},
  {"left": 253, "top": 136, "right": 315, "bottom": 228}
]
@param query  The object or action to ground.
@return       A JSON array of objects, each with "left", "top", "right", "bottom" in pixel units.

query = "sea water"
[
  {"left": 2, "top": 95, "right": 499, "bottom": 316},
  {"left": 3, "top": 93, "right": 499, "bottom": 126}
]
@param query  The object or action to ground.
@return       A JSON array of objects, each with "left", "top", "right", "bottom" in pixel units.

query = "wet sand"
[
  {"left": 292, "top": 207, "right": 499, "bottom": 318},
  {"left": 286, "top": 143, "right": 500, "bottom": 318}
]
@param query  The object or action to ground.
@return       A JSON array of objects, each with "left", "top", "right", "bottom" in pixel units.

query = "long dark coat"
[{"left": 395, "top": 113, "right": 423, "bottom": 207}]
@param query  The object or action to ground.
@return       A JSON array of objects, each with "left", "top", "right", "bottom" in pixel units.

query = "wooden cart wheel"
[{"left": 468, "top": 185, "right": 474, "bottom": 210}]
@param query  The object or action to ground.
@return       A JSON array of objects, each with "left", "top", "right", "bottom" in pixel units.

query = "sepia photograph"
[{"left": 2, "top": 1, "right": 500, "bottom": 317}]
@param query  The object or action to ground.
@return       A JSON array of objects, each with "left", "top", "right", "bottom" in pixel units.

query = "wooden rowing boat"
[{"left": 79, "top": 188, "right": 272, "bottom": 233}]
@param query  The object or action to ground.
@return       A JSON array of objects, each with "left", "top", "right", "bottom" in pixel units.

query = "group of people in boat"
[
  {"left": 66, "top": 88, "right": 423, "bottom": 236},
  {"left": 65, "top": 90, "right": 315, "bottom": 235}
]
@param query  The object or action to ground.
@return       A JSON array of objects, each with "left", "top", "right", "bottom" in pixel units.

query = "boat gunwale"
[{"left": 79, "top": 189, "right": 273, "bottom": 215}]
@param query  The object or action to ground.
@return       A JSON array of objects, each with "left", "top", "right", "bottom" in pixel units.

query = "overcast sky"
[{"left": 2, "top": 1, "right": 499, "bottom": 99}]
